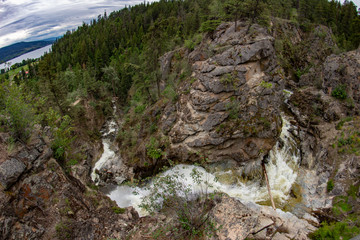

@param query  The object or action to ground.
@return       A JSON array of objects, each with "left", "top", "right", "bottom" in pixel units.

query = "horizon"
[{"left": 0, "top": 0, "right": 157, "bottom": 48}]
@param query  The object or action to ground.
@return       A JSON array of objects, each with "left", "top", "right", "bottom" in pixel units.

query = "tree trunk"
[{"left": 262, "top": 162, "right": 276, "bottom": 210}]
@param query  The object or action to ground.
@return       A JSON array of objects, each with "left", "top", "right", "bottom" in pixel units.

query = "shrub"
[
  {"left": 55, "top": 220, "right": 74, "bottom": 240},
  {"left": 260, "top": 81, "right": 273, "bottom": 89},
  {"left": 46, "top": 109, "right": 75, "bottom": 163},
  {"left": 327, "top": 180, "right": 334, "bottom": 192},
  {"left": 112, "top": 206, "right": 126, "bottom": 214},
  {"left": 200, "top": 20, "right": 221, "bottom": 33},
  {"left": 332, "top": 85, "right": 347, "bottom": 100},
  {"left": 134, "top": 104, "right": 146, "bottom": 114},
  {"left": 309, "top": 221, "right": 359, "bottom": 240},
  {"left": 0, "top": 81, "right": 37, "bottom": 141},
  {"left": 146, "top": 137, "right": 163, "bottom": 160}
]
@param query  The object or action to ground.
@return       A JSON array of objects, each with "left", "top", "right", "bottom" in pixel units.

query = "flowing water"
[
  {"left": 99, "top": 113, "right": 300, "bottom": 216},
  {"left": 91, "top": 102, "right": 119, "bottom": 184}
]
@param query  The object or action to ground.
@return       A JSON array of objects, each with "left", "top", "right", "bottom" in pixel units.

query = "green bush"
[
  {"left": 146, "top": 137, "right": 163, "bottom": 160},
  {"left": 46, "top": 109, "right": 75, "bottom": 163},
  {"left": 200, "top": 20, "right": 221, "bottom": 33},
  {"left": 134, "top": 104, "right": 146, "bottom": 114},
  {"left": 112, "top": 206, "right": 126, "bottom": 214},
  {"left": 309, "top": 221, "right": 359, "bottom": 240},
  {"left": 0, "top": 80, "right": 37, "bottom": 141},
  {"left": 332, "top": 85, "right": 347, "bottom": 100},
  {"left": 327, "top": 180, "right": 334, "bottom": 192}
]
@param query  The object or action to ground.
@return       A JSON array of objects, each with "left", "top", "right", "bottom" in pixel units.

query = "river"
[{"left": 0, "top": 45, "right": 52, "bottom": 70}]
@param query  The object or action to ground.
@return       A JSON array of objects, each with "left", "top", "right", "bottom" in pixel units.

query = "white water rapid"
[
  {"left": 91, "top": 102, "right": 119, "bottom": 184},
  {"left": 106, "top": 114, "right": 300, "bottom": 216}
]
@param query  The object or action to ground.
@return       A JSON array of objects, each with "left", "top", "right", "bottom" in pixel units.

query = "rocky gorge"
[{"left": 1, "top": 19, "right": 360, "bottom": 240}]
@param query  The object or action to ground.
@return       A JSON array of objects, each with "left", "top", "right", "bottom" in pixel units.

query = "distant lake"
[{"left": 0, "top": 45, "right": 52, "bottom": 70}]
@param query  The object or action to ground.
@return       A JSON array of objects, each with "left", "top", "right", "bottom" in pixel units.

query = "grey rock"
[
  {"left": 202, "top": 113, "right": 228, "bottom": 131},
  {"left": 0, "top": 158, "right": 26, "bottom": 189}
]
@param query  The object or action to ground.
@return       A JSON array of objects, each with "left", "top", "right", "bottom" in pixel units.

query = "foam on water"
[{"left": 107, "top": 115, "right": 300, "bottom": 215}]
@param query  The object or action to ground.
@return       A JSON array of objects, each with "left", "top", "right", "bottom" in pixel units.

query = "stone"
[
  {"left": 0, "top": 158, "right": 26, "bottom": 189},
  {"left": 209, "top": 196, "right": 259, "bottom": 240}
]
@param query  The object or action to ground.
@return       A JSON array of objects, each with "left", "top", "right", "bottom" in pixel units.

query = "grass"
[
  {"left": 2, "top": 65, "right": 29, "bottom": 80},
  {"left": 112, "top": 206, "right": 126, "bottom": 214},
  {"left": 310, "top": 185, "right": 360, "bottom": 239}
]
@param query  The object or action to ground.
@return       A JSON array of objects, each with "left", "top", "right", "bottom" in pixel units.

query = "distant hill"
[{"left": 0, "top": 40, "right": 54, "bottom": 63}]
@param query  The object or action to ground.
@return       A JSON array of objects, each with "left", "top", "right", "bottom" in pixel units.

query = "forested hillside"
[{"left": 1, "top": 0, "right": 358, "bottom": 133}]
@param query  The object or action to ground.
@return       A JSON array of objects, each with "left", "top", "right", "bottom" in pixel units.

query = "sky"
[
  {"left": 0, "top": 0, "right": 157, "bottom": 48},
  {"left": 0, "top": 0, "right": 359, "bottom": 49}
]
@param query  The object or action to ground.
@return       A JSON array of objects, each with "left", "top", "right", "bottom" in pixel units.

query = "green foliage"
[
  {"left": 309, "top": 221, "right": 359, "bottom": 240},
  {"left": 200, "top": 20, "right": 221, "bottom": 33},
  {"left": 66, "top": 159, "right": 78, "bottom": 167},
  {"left": 226, "top": 99, "right": 241, "bottom": 120},
  {"left": 134, "top": 104, "right": 146, "bottom": 114},
  {"left": 220, "top": 73, "right": 235, "bottom": 85},
  {"left": 336, "top": 117, "right": 353, "bottom": 130},
  {"left": 260, "top": 81, "right": 273, "bottom": 89},
  {"left": 146, "top": 137, "right": 163, "bottom": 160},
  {"left": 0, "top": 80, "right": 39, "bottom": 141},
  {"left": 332, "top": 85, "right": 347, "bottom": 100},
  {"left": 46, "top": 108, "right": 75, "bottom": 163},
  {"left": 112, "top": 206, "right": 126, "bottom": 214},
  {"left": 327, "top": 180, "right": 334, "bottom": 192}
]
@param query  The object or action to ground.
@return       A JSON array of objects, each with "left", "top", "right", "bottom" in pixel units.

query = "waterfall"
[
  {"left": 91, "top": 101, "right": 119, "bottom": 184},
  {"left": 106, "top": 114, "right": 300, "bottom": 216}
]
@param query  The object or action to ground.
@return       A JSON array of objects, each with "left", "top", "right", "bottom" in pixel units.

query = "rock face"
[
  {"left": 0, "top": 129, "right": 138, "bottom": 240},
  {"left": 322, "top": 49, "right": 360, "bottom": 112},
  {"left": 209, "top": 196, "right": 316, "bottom": 240},
  {"left": 162, "top": 22, "right": 284, "bottom": 165}
]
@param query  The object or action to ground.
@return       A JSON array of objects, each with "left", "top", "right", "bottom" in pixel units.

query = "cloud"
[{"left": 0, "top": 0, "right": 157, "bottom": 48}]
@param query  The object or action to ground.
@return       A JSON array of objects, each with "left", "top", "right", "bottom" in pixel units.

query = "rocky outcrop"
[
  {"left": 209, "top": 196, "right": 316, "bottom": 240},
  {"left": 0, "top": 129, "right": 138, "bottom": 240},
  {"left": 162, "top": 22, "right": 284, "bottom": 165},
  {"left": 128, "top": 195, "right": 316, "bottom": 240},
  {"left": 322, "top": 49, "right": 360, "bottom": 112}
]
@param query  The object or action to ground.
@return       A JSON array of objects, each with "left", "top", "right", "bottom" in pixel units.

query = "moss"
[
  {"left": 327, "top": 180, "right": 334, "bottom": 192},
  {"left": 112, "top": 206, "right": 126, "bottom": 214}
]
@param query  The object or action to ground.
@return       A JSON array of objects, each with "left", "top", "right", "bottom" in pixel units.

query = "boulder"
[{"left": 0, "top": 158, "right": 26, "bottom": 189}]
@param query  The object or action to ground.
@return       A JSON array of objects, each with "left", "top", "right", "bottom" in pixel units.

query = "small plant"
[
  {"left": 112, "top": 206, "right": 126, "bottom": 214},
  {"left": 146, "top": 137, "right": 163, "bottom": 160},
  {"left": 260, "top": 81, "right": 273, "bottom": 89},
  {"left": 226, "top": 99, "right": 241, "bottom": 120},
  {"left": 332, "top": 85, "right": 347, "bottom": 100},
  {"left": 134, "top": 104, "right": 146, "bottom": 114},
  {"left": 200, "top": 20, "right": 221, "bottom": 33},
  {"left": 55, "top": 220, "right": 74, "bottom": 240},
  {"left": 327, "top": 180, "right": 334, "bottom": 192},
  {"left": 309, "top": 221, "right": 359, "bottom": 240},
  {"left": 336, "top": 117, "right": 353, "bottom": 130},
  {"left": 220, "top": 73, "right": 235, "bottom": 85},
  {"left": 66, "top": 159, "right": 78, "bottom": 167}
]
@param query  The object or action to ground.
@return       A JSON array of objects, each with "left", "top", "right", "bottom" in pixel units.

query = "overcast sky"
[
  {"left": 0, "top": 0, "right": 157, "bottom": 48},
  {"left": 0, "top": 0, "right": 359, "bottom": 49}
]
